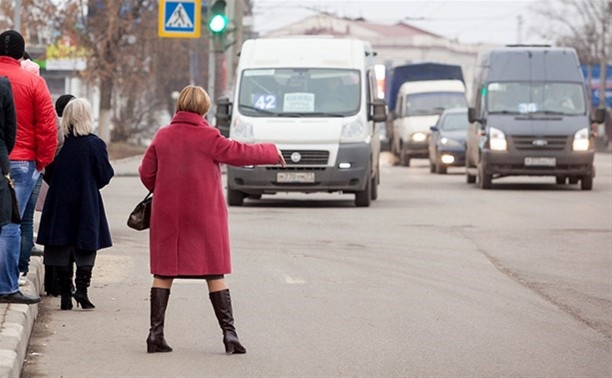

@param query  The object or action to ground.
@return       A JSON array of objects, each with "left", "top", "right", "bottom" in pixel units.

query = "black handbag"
[{"left": 127, "top": 192, "right": 152, "bottom": 231}]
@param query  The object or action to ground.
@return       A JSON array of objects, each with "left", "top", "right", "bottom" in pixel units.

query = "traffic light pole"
[{"left": 208, "top": 36, "right": 216, "bottom": 122}]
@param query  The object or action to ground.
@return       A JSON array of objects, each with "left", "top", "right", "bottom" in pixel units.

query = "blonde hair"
[
  {"left": 176, "top": 85, "right": 211, "bottom": 116},
  {"left": 62, "top": 98, "right": 94, "bottom": 137}
]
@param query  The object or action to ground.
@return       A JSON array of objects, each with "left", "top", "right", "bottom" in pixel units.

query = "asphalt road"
[{"left": 23, "top": 154, "right": 611, "bottom": 377}]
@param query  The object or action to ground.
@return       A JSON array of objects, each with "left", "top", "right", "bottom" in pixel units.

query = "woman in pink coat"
[{"left": 139, "top": 86, "right": 284, "bottom": 355}]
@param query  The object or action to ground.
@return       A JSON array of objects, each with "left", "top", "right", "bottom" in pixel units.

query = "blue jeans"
[
  {"left": 19, "top": 176, "right": 42, "bottom": 274},
  {"left": 0, "top": 161, "right": 40, "bottom": 294}
]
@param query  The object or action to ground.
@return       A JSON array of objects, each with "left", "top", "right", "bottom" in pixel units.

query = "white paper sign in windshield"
[{"left": 283, "top": 93, "right": 315, "bottom": 112}]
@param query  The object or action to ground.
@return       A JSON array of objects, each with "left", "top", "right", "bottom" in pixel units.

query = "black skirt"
[{"left": 44, "top": 245, "right": 96, "bottom": 267}]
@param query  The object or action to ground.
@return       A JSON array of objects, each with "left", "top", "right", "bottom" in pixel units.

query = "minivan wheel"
[
  {"left": 400, "top": 144, "right": 410, "bottom": 167},
  {"left": 370, "top": 174, "right": 378, "bottom": 201},
  {"left": 580, "top": 174, "right": 593, "bottom": 190},
  {"left": 355, "top": 174, "right": 372, "bottom": 207},
  {"left": 479, "top": 164, "right": 493, "bottom": 189},
  {"left": 466, "top": 158, "right": 477, "bottom": 183},
  {"left": 227, "top": 187, "right": 244, "bottom": 206},
  {"left": 556, "top": 176, "right": 567, "bottom": 185},
  {"left": 429, "top": 160, "right": 436, "bottom": 173},
  {"left": 436, "top": 162, "right": 447, "bottom": 174}
]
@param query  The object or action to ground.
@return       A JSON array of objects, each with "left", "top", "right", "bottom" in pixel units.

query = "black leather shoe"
[{"left": 0, "top": 291, "right": 41, "bottom": 304}]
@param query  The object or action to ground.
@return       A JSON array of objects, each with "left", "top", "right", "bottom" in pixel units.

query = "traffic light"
[{"left": 208, "top": 0, "right": 228, "bottom": 34}]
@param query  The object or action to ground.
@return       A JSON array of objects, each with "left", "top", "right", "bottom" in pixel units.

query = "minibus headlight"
[
  {"left": 489, "top": 127, "right": 507, "bottom": 151},
  {"left": 572, "top": 128, "right": 590, "bottom": 151},
  {"left": 232, "top": 117, "right": 254, "bottom": 141},
  {"left": 341, "top": 120, "right": 365, "bottom": 143}
]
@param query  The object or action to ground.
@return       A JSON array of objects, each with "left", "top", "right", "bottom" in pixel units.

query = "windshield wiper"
[
  {"left": 530, "top": 110, "right": 572, "bottom": 116},
  {"left": 489, "top": 110, "right": 522, "bottom": 115},
  {"left": 300, "top": 112, "right": 346, "bottom": 117},
  {"left": 238, "top": 104, "right": 302, "bottom": 117}
]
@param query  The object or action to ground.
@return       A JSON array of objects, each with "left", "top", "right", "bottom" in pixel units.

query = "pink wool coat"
[{"left": 139, "top": 111, "right": 279, "bottom": 276}]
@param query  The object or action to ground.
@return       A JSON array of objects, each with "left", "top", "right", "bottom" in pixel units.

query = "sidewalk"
[
  {"left": 0, "top": 155, "right": 145, "bottom": 378},
  {"left": 0, "top": 257, "right": 43, "bottom": 378}
]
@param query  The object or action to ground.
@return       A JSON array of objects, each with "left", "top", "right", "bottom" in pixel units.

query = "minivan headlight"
[
  {"left": 340, "top": 119, "right": 365, "bottom": 143},
  {"left": 411, "top": 132, "right": 427, "bottom": 142},
  {"left": 232, "top": 116, "right": 254, "bottom": 141},
  {"left": 489, "top": 127, "right": 507, "bottom": 151},
  {"left": 572, "top": 128, "right": 590, "bottom": 151}
]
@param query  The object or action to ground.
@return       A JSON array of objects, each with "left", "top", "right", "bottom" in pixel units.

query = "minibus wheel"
[
  {"left": 227, "top": 187, "right": 244, "bottom": 206},
  {"left": 556, "top": 176, "right": 567, "bottom": 185},
  {"left": 580, "top": 174, "right": 593, "bottom": 190},
  {"left": 355, "top": 174, "right": 372, "bottom": 207}
]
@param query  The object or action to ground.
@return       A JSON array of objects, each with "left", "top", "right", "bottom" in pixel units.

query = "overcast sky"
[{"left": 252, "top": 0, "right": 559, "bottom": 46}]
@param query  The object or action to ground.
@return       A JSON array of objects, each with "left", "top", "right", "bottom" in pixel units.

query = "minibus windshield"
[
  {"left": 238, "top": 68, "right": 361, "bottom": 117},
  {"left": 486, "top": 82, "right": 586, "bottom": 115}
]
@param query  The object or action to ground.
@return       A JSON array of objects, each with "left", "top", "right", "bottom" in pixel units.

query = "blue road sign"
[{"left": 159, "top": 0, "right": 201, "bottom": 38}]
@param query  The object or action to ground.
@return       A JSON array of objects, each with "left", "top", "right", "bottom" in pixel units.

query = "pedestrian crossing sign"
[{"left": 159, "top": 0, "right": 201, "bottom": 38}]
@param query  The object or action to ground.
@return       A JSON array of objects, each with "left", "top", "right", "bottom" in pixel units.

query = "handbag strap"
[{"left": 143, "top": 191, "right": 152, "bottom": 201}]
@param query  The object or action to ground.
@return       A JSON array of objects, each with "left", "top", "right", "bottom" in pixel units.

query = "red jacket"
[
  {"left": 0, "top": 56, "right": 57, "bottom": 171},
  {"left": 139, "top": 111, "right": 279, "bottom": 276}
]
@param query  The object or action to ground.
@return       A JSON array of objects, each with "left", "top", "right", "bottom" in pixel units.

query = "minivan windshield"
[
  {"left": 441, "top": 112, "right": 469, "bottom": 131},
  {"left": 238, "top": 68, "right": 361, "bottom": 117},
  {"left": 486, "top": 82, "right": 586, "bottom": 115},
  {"left": 405, "top": 92, "right": 467, "bottom": 116}
]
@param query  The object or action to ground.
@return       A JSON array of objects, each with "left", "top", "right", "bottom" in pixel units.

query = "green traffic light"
[{"left": 209, "top": 14, "right": 228, "bottom": 33}]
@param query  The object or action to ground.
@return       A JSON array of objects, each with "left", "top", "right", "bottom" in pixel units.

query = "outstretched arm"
[{"left": 210, "top": 129, "right": 283, "bottom": 167}]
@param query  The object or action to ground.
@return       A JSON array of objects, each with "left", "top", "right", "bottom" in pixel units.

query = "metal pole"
[
  {"left": 14, "top": 0, "right": 21, "bottom": 32},
  {"left": 189, "top": 39, "right": 196, "bottom": 85},
  {"left": 208, "top": 36, "right": 216, "bottom": 122}
]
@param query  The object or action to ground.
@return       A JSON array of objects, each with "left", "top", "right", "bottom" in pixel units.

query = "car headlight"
[
  {"left": 572, "top": 128, "right": 590, "bottom": 151},
  {"left": 340, "top": 119, "right": 366, "bottom": 143},
  {"left": 440, "top": 137, "right": 462, "bottom": 147},
  {"left": 411, "top": 132, "right": 427, "bottom": 142},
  {"left": 489, "top": 127, "right": 507, "bottom": 151},
  {"left": 232, "top": 116, "right": 254, "bottom": 141}
]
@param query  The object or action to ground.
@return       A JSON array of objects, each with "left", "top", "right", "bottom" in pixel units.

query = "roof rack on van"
[{"left": 505, "top": 44, "right": 552, "bottom": 48}]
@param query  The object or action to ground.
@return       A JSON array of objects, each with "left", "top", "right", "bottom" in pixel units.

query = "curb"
[{"left": 0, "top": 257, "right": 43, "bottom": 378}]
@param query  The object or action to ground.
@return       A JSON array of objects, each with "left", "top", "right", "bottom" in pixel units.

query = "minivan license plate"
[
  {"left": 525, "top": 157, "right": 556, "bottom": 167},
  {"left": 277, "top": 172, "right": 315, "bottom": 183}
]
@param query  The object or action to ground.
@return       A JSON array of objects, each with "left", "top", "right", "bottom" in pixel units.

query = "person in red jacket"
[
  {"left": 139, "top": 86, "right": 285, "bottom": 354},
  {"left": 0, "top": 30, "right": 57, "bottom": 304}
]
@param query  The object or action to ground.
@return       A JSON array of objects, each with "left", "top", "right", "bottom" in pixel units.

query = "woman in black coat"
[
  {"left": 37, "top": 98, "right": 114, "bottom": 310},
  {"left": 0, "top": 77, "right": 16, "bottom": 228}
]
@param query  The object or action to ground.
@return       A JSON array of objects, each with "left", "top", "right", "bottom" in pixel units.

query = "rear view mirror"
[
  {"left": 370, "top": 99, "right": 387, "bottom": 122},
  {"left": 215, "top": 97, "right": 232, "bottom": 137},
  {"left": 468, "top": 107, "right": 479, "bottom": 123},
  {"left": 591, "top": 108, "right": 606, "bottom": 124},
  {"left": 430, "top": 126, "right": 439, "bottom": 132}
]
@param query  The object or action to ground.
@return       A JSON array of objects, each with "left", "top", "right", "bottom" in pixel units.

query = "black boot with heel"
[
  {"left": 147, "top": 288, "right": 173, "bottom": 353},
  {"left": 73, "top": 265, "right": 95, "bottom": 309},
  {"left": 209, "top": 289, "right": 246, "bottom": 355},
  {"left": 57, "top": 265, "right": 73, "bottom": 310}
]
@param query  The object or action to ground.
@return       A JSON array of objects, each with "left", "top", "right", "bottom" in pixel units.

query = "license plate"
[
  {"left": 276, "top": 172, "right": 315, "bottom": 183},
  {"left": 525, "top": 157, "right": 556, "bottom": 167}
]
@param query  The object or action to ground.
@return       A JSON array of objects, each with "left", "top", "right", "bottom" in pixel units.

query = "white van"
[
  {"left": 216, "top": 37, "right": 387, "bottom": 207},
  {"left": 392, "top": 79, "right": 467, "bottom": 166}
]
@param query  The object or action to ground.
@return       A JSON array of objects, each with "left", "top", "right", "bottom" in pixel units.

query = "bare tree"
[{"left": 534, "top": 0, "right": 610, "bottom": 109}]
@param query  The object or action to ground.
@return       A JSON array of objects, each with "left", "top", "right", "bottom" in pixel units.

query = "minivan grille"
[
  {"left": 281, "top": 150, "right": 329, "bottom": 165},
  {"left": 510, "top": 135, "right": 569, "bottom": 151}
]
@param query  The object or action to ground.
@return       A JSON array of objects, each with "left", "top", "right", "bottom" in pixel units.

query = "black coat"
[
  {"left": 0, "top": 77, "right": 16, "bottom": 228},
  {"left": 37, "top": 134, "right": 114, "bottom": 250}
]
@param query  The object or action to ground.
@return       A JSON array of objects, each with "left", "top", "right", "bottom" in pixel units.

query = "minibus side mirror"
[
  {"left": 468, "top": 107, "right": 480, "bottom": 123},
  {"left": 591, "top": 108, "right": 606, "bottom": 124},
  {"left": 215, "top": 97, "right": 232, "bottom": 137},
  {"left": 370, "top": 99, "right": 387, "bottom": 123}
]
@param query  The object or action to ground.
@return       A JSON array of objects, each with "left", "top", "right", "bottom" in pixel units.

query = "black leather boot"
[
  {"left": 56, "top": 265, "right": 73, "bottom": 310},
  {"left": 209, "top": 289, "right": 246, "bottom": 354},
  {"left": 73, "top": 265, "right": 95, "bottom": 309},
  {"left": 147, "top": 288, "right": 173, "bottom": 353}
]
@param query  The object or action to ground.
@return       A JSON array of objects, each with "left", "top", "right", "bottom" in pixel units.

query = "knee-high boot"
[
  {"left": 147, "top": 288, "right": 173, "bottom": 353},
  {"left": 73, "top": 265, "right": 95, "bottom": 309},
  {"left": 56, "top": 265, "right": 73, "bottom": 310},
  {"left": 209, "top": 289, "right": 246, "bottom": 354}
]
